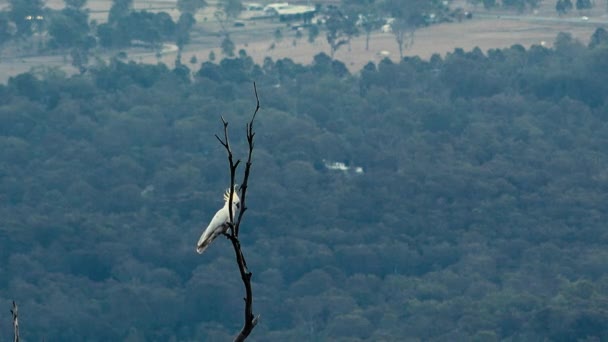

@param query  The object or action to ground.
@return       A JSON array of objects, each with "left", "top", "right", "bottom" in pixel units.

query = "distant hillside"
[{"left": 1, "top": 29, "right": 608, "bottom": 340}]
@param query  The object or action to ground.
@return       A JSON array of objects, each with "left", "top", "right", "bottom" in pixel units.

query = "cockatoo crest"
[
  {"left": 223, "top": 186, "right": 240, "bottom": 203},
  {"left": 196, "top": 186, "right": 240, "bottom": 254}
]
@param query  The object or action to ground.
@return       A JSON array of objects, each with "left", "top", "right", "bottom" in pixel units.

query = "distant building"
[
  {"left": 244, "top": 3, "right": 264, "bottom": 11},
  {"left": 323, "top": 160, "right": 364, "bottom": 175},
  {"left": 264, "top": 2, "right": 316, "bottom": 22}
]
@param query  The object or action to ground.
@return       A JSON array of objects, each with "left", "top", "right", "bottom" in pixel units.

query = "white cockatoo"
[{"left": 196, "top": 187, "right": 240, "bottom": 254}]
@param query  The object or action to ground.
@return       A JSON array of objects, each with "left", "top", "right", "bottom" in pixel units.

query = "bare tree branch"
[
  {"left": 11, "top": 301, "right": 19, "bottom": 342},
  {"left": 215, "top": 115, "right": 241, "bottom": 226},
  {"left": 235, "top": 83, "right": 260, "bottom": 237},
  {"left": 216, "top": 82, "right": 260, "bottom": 341}
]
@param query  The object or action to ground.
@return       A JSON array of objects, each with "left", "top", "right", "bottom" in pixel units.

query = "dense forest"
[{"left": 2, "top": 26, "right": 608, "bottom": 340}]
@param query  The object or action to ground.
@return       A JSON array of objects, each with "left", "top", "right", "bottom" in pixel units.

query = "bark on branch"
[
  {"left": 216, "top": 83, "right": 260, "bottom": 341},
  {"left": 11, "top": 301, "right": 19, "bottom": 342}
]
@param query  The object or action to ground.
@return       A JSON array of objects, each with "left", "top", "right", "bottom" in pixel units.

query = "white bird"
[{"left": 196, "top": 187, "right": 240, "bottom": 254}]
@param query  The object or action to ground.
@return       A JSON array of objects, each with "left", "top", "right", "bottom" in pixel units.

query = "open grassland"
[{"left": 0, "top": 0, "right": 606, "bottom": 81}]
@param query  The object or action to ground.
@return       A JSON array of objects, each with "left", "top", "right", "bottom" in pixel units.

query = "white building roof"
[{"left": 265, "top": 3, "right": 315, "bottom": 16}]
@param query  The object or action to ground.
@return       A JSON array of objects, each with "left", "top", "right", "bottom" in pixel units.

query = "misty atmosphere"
[{"left": 1, "top": 0, "right": 608, "bottom": 340}]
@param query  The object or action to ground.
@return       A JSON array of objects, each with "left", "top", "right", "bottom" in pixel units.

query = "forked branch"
[{"left": 216, "top": 83, "right": 260, "bottom": 341}]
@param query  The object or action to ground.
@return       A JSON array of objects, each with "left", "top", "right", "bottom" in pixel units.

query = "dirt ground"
[
  {"left": 154, "top": 16, "right": 601, "bottom": 74},
  {"left": 0, "top": 0, "right": 606, "bottom": 82},
  {"left": 226, "top": 19, "right": 600, "bottom": 71}
]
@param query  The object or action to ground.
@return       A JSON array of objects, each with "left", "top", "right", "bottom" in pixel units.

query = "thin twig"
[
  {"left": 216, "top": 116, "right": 241, "bottom": 228},
  {"left": 235, "top": 82, "right": 260, "bottom": 237}
]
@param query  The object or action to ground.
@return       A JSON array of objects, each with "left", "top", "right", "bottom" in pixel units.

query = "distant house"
[
  {"left": 244, "top": 3, "right": 264, "bottom": 11},
  {"left": 323, "top": 160, "right": 364, "bottom": 175},
  {"left": 264, "top": 2, "right": 316, "bottom": 22}
]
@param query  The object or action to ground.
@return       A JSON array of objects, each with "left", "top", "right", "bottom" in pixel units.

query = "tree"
[
  {"left": 381, "top": 0, "right": 430, "bottom": 59},
  {"left": 274, "top": 28, "right": 283, "bottom": 44},
  {"left": 108, "top": 0, "right": 132, "bottom": 24},
  {"left": 342, "top": 0, "right": 382, "bottom": 51},
  {"left": 126, "top": 11, "right": 175, "bottom": 47},
  {"left": 210, "top": 83, "right": 260, "bottom": 341},
  {"left": 218, "top": 0, "right": 243, "bottom": 20},
  {"left": 221, "top": 34, "right": 235, "bottom": 56},
  {"left": 177, "top": 0, "right": 207, "bottom": 14},
  {"left": 502, "top": 0, "right": 531, "bottom": 12},
  {"left": 556, "top": 0, "right": 574, "bottom": 14},
  {"left": 97, "top": 22, "right": 129, "bottom": 48},
  {"left": 359, "top": 11, "right": 383, "bottom": 51},
  {"left": 324, "top": 8, "right": 358, "bottom": 58},
  {"left": 576, "top": 0, "right": 593, "bottom": 11},
  {"left": 48, "top": 0, "right": 91, "bottom": 49},
  {"left": 308, "top": 24, "right": 320, "bottom": 43},
  {"left": 176, "top": 12, "right": 195, "bottom": 50},
  {"left": 70, "top": 47, "right": 89, "bottom": 73},
  {"left": 589, "top": 27, "right": 608, "bottom": 48},
  {"left": 98, "top": 0, "right": 134, "bottom": 48},
  {"left": 8, "top": 0, "right": 45, "bottom": 38},
  {"left": 0, "top": 12, "right": 14, "bottom": 45},
  {"left": 390, "top": 18, "right": 416, "bottom": 60},
  {"left": 99, "top": 7, "right": 176, "bottom": 49},
  {"left": 293, "top": 28, "right": 303, "bottom": 46},
  {"left": 175, "top": 0, "right": 203, "bottom": 51},
  {"left": 214, "top": 0, "right": 242, "bottom": 53},
  {"left": 483, "top": 0, "right": 497, "bottom": 8}
]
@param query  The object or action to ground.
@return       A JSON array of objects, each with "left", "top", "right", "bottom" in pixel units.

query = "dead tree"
[
  {"left": 10, "top": 301, "right": 19, "bottom": 342},
  {"left": 214, "top": 83, "right": 260, "bottom": 341}
]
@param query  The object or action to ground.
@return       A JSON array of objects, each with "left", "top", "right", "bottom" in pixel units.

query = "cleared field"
[
  {"left": 0, "top": 0, "right": 606, "bottom": 82},
  {"left": 221, "top": 18, "right": 600, "bottom": 71},
  {"left": 152, "top": 15, "right": 602, "bottom": 74}
]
